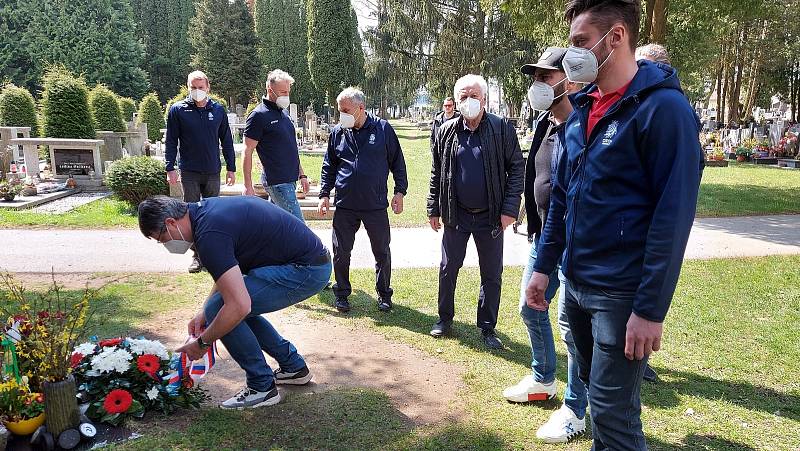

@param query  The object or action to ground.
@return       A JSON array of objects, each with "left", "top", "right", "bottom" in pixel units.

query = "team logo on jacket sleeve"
[
  {"left": 208, "top": 112, "right": 214, "bottom": 121},
  {"left": 602, "top": 120, "right": 618, "bottom": 146}
]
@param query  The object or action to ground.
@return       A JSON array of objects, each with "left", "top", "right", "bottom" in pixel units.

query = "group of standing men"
[{"left": 142, "top": 0, "right": 703, "bottom": 447}]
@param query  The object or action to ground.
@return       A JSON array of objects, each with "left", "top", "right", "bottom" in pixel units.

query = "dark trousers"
[
  {"left": 181, "top": 170, "right": 221, "bottom": 202},
  {"left": 563, "top": 279, "right": 648, "bottom": 451},
  {"left": 332, "top": 207, "right": 393, "bottom": 300},
  {"left": 437, "top": 208, "right": 503, "bottom": 330}
]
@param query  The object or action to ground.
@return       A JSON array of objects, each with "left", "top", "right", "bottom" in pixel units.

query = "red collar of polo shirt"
[{"left": 586, "top": 81, "right": 632, "bottom": 138}]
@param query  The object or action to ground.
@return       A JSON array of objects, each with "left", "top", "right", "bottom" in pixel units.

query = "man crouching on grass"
[{"left": 138, "top": 195, "right": 331, "bottom": 409}]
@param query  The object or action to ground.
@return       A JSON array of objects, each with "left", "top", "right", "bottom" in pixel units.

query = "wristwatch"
[{"left": 196, "top": 335, "right": 211, "bottom": 349}]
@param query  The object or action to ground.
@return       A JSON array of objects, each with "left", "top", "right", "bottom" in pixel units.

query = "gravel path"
[{"left": 29, "top": 191, "right": 111, "bottom": 214}]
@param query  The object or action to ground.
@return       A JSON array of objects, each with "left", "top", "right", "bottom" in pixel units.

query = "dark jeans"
[
  {"left": 437, "top": 208, "right": 503, "bottom": 330},
  {"left": 332, "top": 207, "right": 392, "bottom": 300},
  {"left": 181, "top": 170, "right": 221, "bottom": 202},
  {"left": 563, "top": 279, "right": 648, "bottom": 450}
]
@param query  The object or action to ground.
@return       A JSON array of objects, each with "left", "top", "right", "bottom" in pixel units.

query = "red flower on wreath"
[
  {"left": 70, "top": 352, "right": 84, "bottom": 368},
  {"left": 103, "top": 389, "right": 133, "bottom": 414},
  {"left": 99, "top": 337, "right": 123, "bottom": 347},
  {"left": 136, "top": 354, "right": 160, "bottom": 375}
]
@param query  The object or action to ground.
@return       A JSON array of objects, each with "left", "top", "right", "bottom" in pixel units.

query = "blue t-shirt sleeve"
[
  {"left": 195, "top": 231, "right": 238, "bottom": 281},
  {"left": 244, "top": 110, "right": 266, "bottom": 141}
]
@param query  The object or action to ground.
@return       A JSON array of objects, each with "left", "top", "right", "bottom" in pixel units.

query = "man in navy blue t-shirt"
[
  {"left": 243, "top": 69, "right": 309, "bottom": 222},
  {"left": 318, "top": 87, "right": 408, "bottom": 313},
  {"left": 138, "top": 196, "right": 331, "bottom": 409},
  {"left": 165, "top": 70, "right": 236, "bottom": 273}
]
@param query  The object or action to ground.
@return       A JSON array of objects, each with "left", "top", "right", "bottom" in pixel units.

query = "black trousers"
[
  {"left": 332, "top": 207, "right": 393, "bottom": 300},
  {"left": 181, "top": 170, "right": 221, "bottom": 202},
  {"left": 437, "top": 208, "right": 503, "bottom": 330}
]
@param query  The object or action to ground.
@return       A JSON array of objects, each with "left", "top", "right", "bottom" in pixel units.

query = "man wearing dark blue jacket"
[
  {"left": 318, "top": 87, "right": 408, "bottom": 313},
  {"left": 165, "top": 70, "right": 236, "bottom": 273},
  {"left": 526, "top": 1, "right": 704, "bottom": 449}
]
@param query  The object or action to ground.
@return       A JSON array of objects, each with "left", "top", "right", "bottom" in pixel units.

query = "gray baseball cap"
[{"left": 520, "top": 47, "right": 568, "bottom": 75}]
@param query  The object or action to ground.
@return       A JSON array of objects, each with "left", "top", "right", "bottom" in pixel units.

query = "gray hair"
[
  {"left": 635, "top": 44, "right": 671, "bottom": 65},
  {"left": 187, "top": 70, "right": 209, "bottom": 87},
  {"left": 137, "top": 195, "right": 188, "bottom": 237},
  {"left": 453, "top": 74, "right": 488, "bottom": 100},
  {"left": 336, "top": 87, "right": 366, "bottom": 107},
  {"left": 266, "top": 69, "right": 295, "bottom": 88}
]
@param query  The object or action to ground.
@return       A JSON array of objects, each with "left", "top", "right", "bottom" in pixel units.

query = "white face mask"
[
  {"left": 339, "top": 112, "right": 356, "bottom": 129},
  {"left": 275, "top": 96, "right": 291, "bottom": 109},
  {"left": 563, "top": 28, "right": 615, "bottom": 83},
  {"left": 528, "top": 78, "right": 568, "bottom": 111},
  {"left": 458, "top": 97, "right": 482, "bottom": 120},
  {"left": 190, "top": 88, "right": 208, "bottom": 103},
  {"left": 162, "top": 224, "right": 193, "bottom": 254}
]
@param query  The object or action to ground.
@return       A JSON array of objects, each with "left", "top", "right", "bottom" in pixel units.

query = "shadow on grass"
[
  {"left": 648, "top": 433, "right": 757, "bottom": 450},
  {"left": 642, "top": 365, "right": 800, "bottom": 422},
  {"left": 697, "top": 184, "right": 800, "bottom": 218}
]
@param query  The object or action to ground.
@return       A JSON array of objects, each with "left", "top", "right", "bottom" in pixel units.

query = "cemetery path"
[{"left": 2, "top": 214, "right": 799, "bottom": 273}]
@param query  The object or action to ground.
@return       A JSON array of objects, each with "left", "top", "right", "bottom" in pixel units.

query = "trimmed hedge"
[
  {"left": 137, "top": 93, "right": 164, "bottom": 142},
  {"left": 90, "top": 85, "right": 125, "bottom": 132},
  {"left": 164, "top": 86, "right": 228, "bottom": 122},
  {"left": 119, "top": 97, "right": 137, "bottom": 123},
  {"left": 105, "top": 156, "right": 168, "bottom": 206},
  {"left": 41, "top": 67, "right": 96, "bottom": 139},
  {"left": 0, "top": 84, "right": 39, "bottom": 136}
]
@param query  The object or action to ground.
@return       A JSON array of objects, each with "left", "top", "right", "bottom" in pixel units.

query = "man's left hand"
[
  {"left": 500, "top": 214, "right": 516, "bottom": 230},
  {"left": 300, "top": 177, "right": 310, "bottom": 194},
  {"left": 391, "top": 193, "right": 404, "bottom": 214},
  {"left": 625, "top": 313, "right": 663, "bottom": 360},
  {"left": 176, "top": 338, "right": 205, "bottom": 361},
  {"left": 226, "top": 171, "right": 236, "bottom": 186}
]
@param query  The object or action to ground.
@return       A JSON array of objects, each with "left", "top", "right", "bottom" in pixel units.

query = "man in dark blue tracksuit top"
[
  {"left": 527, "top": 2, "right": 704, "bottom": 449},
  {"left": 318, "top": 87, "right": 408, "bottom": 313},
  {"left": 165, "top": 70, "right": 236, "bottom": 273}
]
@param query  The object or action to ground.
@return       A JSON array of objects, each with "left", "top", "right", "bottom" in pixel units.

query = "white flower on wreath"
[
  {"left": 145, "top": 386, "right": 160, "bottom": 401},
  {"left": 90, "top": 347, "right": 133, "bottom": 374},
  {"left": 73, "top": 342, "right": 98, "bottom": 356},
  {"left": 126, "top": 338, "right": 169, "bottom": 360}
]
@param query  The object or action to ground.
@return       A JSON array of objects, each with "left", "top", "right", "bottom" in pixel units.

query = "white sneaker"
[
  {"left": 220, "top": 385, "right": 281, "bottom": 409},
  {"left": 502, "top": 375, "right": 557, "bottom": 402},
  {"left": 536, "top": 405, "right": 586, "bottom": 443}
]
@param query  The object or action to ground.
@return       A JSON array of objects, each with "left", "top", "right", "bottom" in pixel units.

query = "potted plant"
[
  {"left": 735, "top": 147, "right": 751, "bottom": 162},
  {"left": 0, "top": 182, "right": 21, "bottom": 201},
  {"left": 0, "top": 378, "right": 45, "bottom": 436}
]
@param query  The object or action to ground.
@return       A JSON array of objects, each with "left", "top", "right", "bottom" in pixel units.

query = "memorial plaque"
[{"left": 54, "top": 148, "right": 95, "bottom": 176}]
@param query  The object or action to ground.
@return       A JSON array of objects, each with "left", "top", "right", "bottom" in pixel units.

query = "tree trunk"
[
  {"left": 643, "top": 0, "right": 656, "bottom": 42},
  {"left": 720, "top": 39, "right": 729, "bottom": 125},
  {"left": 728, "top": 25, "right": 747, "bottom": 125},
  {"left": 650, "top": 0, "right": 669, "bottom": 43},
  {"left": 43, "top": 375, "right": 80, "bottom": 437},
  {"left": 743, "top": 22, "right": 768, "bottom": 120}
]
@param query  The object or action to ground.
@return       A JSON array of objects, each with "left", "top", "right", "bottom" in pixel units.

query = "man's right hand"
[
  {"left": 188, "top": 311, "right": 206, "bottom": 337},
  {"left": 318, "top": 196, "right": 330, "bottom": 216},
  {"left": 429, "top": 216, "right": 441, "bottom": 232},
  {"left": 525, "top": 272, "right": 550, "bottom": 311},
  {"left": 167, "top": 170, "right": 179, "bottom": 185},
  {"left": 243, "top": 186, "right": 256, "bottom": 196}
]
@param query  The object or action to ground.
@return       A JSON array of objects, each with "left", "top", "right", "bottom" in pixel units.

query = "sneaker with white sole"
[
  {"left": 220, "top": 385, "right": 280, "bottom": 409},
  {"left": 536, "top": 405, "right": 586, "bottom": 443},
  {"left": 502, "top": 375, "right": 557, "bottom": 402},
  {"left": 274, "top": 366, "right": 313, "bottom": 385}
]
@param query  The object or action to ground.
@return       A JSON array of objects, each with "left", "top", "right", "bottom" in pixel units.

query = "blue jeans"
[
  {"left": 563, "top": 279, "right": 648, "bottom": 450},
  {"left": 556, "top": 272, "right": 588, "bottom": 419},
  {"left": 204, "top": 260, "right": 332, "bottom": 392},
  {"left": 264, "top": 179, "right": 305, "bottom": 223}
]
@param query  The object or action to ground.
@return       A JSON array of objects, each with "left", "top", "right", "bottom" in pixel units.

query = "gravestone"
[
  {"left": 0, "top": 126, "right": 31, "bottom": 169},
  {"left": 11, "top": 138, "right": 104, "bottom": 186}
]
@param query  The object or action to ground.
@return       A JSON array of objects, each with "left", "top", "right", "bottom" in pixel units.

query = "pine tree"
[
  {"left": 0, "top": 84, "right": 40, "bottom": 136},
  {"left": 137, "top": 93, "right": 165, "bottom": 142},
  {"left": 119, "top": 97, "right": 137, "bottom": 123},
  {"left": 90, "top": 85, "right": 126, "bottom": 132},
  {"left": 189, "top": 0, "right": 261, "bottom": 107},
  {"left": 40, "top": 67, "right": 96, "bottom": 139}
]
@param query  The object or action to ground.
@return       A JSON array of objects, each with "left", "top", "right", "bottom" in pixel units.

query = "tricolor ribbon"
[{"left": 164, "top": 336, "right": 217, "bottom": 395}]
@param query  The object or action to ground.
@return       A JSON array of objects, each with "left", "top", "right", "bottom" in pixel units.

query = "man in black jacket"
[
  {"left": 427, "top": 74, "right": 525, "bottom": 349},
  {"left": 318, "top": 87, "right": 408, "bottom": 313},
  {"left": 430, "top": 97, "right": 460, "bottom": 150}
]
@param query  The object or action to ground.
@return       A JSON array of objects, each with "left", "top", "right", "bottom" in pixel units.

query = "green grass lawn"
[
  {"left": 14, "top": 256, "right": 797, "bottom": 450},
  {"left": 1, "top": 124, "right": 799, "bottom": 228}
]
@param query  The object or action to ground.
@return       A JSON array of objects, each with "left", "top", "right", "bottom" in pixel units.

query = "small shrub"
[
  {"left": 40, "top": 67, "right": 96, "bottom": 139},
  {"left": 105, "top": 156, "right": 168, "bottom": 206},
  {"left": 118, "top": 97, "right": 137, "bottom": 123},
  {"left": 90, "top": 85, "right": 126, "bottom": 132},
  {"left": 0, "top": 84, "right": 39, "bottom": 136},
  {"left": 137, "top": 93, "right": 164, "bottom": 142}
]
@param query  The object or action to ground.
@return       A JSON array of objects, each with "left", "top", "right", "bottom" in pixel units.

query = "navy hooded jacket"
[
  {"left": 319, "top": 114, "right": 408, "bottom": 210},
  {"left": 533, "top": 60, "right": 704, "bottom": 323}
]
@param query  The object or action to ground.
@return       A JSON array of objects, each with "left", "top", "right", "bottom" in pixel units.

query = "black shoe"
[
  {"left": 324, "top": 281, "right": 333, "bottom": 290},
  {"left": 430, "top": 320, "right": 452, "bottom": 337},
  {"left": 481, "top": 328, "right": 503, "bottom": 350},
  {"left": 377, "top": 297, "right": 392, "bottom": 311},
  {"left": 334, "top": 297, "right": 351, "bottom": 313},
  {"left": 188, "top": 256, "right": 203, "bottom": 273},
  {"left": 643, "top": 364, "right": 658, "bottom": 382},
  {"left": 274, "top": 366, "right": 313, "bottom": 385}
]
